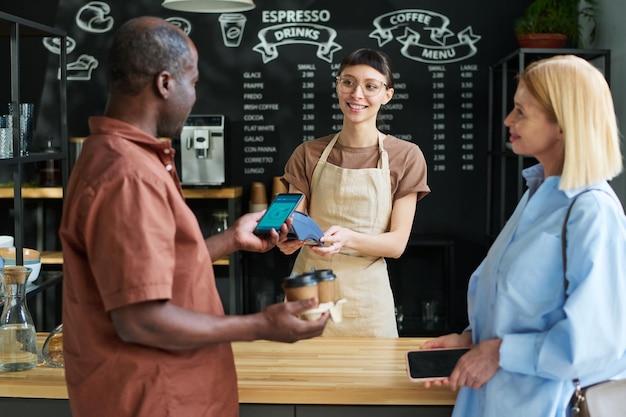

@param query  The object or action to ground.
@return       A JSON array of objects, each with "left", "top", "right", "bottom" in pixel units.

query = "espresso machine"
[{"left": 178, "top": 114, "right": 226, "bottom": 186}]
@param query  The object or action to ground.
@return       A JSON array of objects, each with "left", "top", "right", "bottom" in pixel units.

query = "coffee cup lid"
[
  {"left": 282, "top": 272, "right": 317, "bottom": 288},
  {"left": 312, "top": 269, "right": 335, "bottom": 281}
]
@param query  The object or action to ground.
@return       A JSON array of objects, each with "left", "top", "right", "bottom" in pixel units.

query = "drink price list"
[
  {"left": 241, "top": 71, "right": 280, "bottom": 176},
  {"left": 428, "top": 63, "right": 480, "bottom": 174},
  {"left": 239, "top": 60, "right": 482, "bottom": 181}
]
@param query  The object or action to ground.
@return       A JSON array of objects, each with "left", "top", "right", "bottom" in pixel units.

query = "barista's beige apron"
[{"left": 293, "top": 133, "right": 398, "bottom": 337}]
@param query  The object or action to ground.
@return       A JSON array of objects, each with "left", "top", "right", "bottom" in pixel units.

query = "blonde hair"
[{"left": 519, "top": 55, "right": 622, "bottom": 190}]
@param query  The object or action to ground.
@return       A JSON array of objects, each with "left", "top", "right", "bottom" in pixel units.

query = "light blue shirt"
[{"left": 454, "top": 164, "right": 626, "bottom": 417}]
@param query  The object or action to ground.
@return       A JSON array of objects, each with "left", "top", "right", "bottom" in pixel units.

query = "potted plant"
[{"left": 514, "top": 0, "right": 597, "bottom": 48}]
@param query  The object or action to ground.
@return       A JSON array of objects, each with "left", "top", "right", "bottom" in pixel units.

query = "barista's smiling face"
[{"left": 336, "top": 64, "right": 393, "bottom": 126}]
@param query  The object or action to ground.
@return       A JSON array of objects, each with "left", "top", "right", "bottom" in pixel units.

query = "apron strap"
[
  {"left": 312, "top": 132, "right": 389, "bottom": 186},
  {"left": 377, "top": 132, "right": 389, "bottom": 170},
  {"left": 319, "top": 133, "right": 339, "bottom": 164}
]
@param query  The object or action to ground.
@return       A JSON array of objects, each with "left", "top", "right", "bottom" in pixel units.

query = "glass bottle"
[
  {"left": 0, "top": 266, "right": 37, "bottom": 371},
  {"left": 0, "top": 266, "right": 5, "bottom": 302},
  {"left": 211, "top": 210, "right": 229, "bottom": 235},
  {"left": 38, "top": 138, "right": 61, "bottom": 187}
]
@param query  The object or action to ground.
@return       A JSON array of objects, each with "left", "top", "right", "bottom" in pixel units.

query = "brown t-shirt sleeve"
[
  {"left": 387, "top": 137, "right": 430, "bottom": 202},
  {"left": 282, "top": 143, "right": 310, "bottom": 200}
]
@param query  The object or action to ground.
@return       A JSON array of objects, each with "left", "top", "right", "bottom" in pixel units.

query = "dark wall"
[
  {"left": 1, "top": 3, "right": 59, "bottom": 24},
  {"left": 2, "top": 0, "right": 533, "bottom": 331}
]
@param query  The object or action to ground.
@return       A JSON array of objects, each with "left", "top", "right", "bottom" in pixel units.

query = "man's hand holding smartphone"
[{"left": 253, "top": 193, "right": 304, "bottom": 235}]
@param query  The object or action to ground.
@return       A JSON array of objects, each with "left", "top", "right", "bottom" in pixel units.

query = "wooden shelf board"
[
  {"left": 0, "top": 186, "right": 243, "bottom": 200},
  {"left": 0, "top": 187, "right": 63, "bottom": 199},
  {"left": 41, "top": 251, "right": 63, "bottom": 264},
  {"left": 181, "top": 186, "right": 243, "bottom": 199},
  {"left": 41, "top": 251, "right": 229, "bottom": 266}
]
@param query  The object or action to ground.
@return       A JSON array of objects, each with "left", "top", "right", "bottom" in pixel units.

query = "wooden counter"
[
  {"left": 233, "top": 337, "right": 456, "bottom": 405},
  {"left": 0, "top": 335, "right": 456, "bottom": 406}
]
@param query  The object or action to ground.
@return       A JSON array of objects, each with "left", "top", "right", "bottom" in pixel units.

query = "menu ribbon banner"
[
  {"left": 253, "top": 23, "right": 342, "bottom": 63},
  {"left": 369, "top": 9, "right": 480, "bottom": 64},
  {"left": 398, "top": 27, "right": 480, "bottom": 64},
  {"left": 370, "top": 9, "right": 449, "bottom": 45}
]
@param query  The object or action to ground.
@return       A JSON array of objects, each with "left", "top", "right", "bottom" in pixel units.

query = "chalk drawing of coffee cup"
[
  {"left": 76, "top": 1, "right": 114, "bottom": 33},
  {"left": 219, "top": 14, "right": 247, "bottom": 48},
  {"left": 166, "top": 17, "right": 192, "bottom": 35},
  {"left": 43, "top": 36, "right": 76, "bottom": 55}
]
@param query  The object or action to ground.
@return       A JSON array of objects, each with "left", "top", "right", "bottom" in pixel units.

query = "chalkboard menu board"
[{"left": 20, "top": 0, "right": 532, "bottom": 322}]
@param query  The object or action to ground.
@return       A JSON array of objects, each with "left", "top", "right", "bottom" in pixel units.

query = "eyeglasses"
[{"left": 335, "top": 76, "right": 389, "bottom": 97}]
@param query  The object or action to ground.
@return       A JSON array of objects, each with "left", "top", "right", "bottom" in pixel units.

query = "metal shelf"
[
  {"left": 0, "top": 151, "right": 67, "bottom": 165},
  {"left": 0, "top": 185, "right": 244, "bottom": 314},
  {"left": 0, "top": 11, "right": 68, "bottom": 265},
  {"left": 0, "top": 12, "right": 65, "bottom": 37}
]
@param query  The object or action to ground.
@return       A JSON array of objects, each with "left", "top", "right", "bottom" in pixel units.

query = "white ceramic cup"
[{"left": 0, "top": 235, "right": 14, "bottom": 248}]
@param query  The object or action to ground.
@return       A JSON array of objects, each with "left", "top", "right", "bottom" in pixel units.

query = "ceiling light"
[{"left": 162, "top": 0, "right": 255, "bottom": 13}]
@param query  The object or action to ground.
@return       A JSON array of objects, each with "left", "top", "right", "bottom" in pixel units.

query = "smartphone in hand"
[
  {"left": 253, "top": 193, "right": 304, "bottom": 235},
  {"left": 405, "top": 348, "right": 470, "bottom": 382}
]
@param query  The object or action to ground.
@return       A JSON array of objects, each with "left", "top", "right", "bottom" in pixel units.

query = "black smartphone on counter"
[
  {"left": 406, "top": 348, "right": 470, "bottom": 382},
  {"left": 253, "top": 193, "right": 304, "bottom": 235}
]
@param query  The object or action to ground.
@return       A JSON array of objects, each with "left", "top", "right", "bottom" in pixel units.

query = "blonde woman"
[{"left": 421, "top": 55, "right": 626, "bottom": 416}]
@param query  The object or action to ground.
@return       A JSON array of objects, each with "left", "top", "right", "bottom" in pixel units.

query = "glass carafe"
[
  {"left": 0, "top": 266, "right": 37, "bottom": 371},
  {"left": 42, "top": 323, "right": 64, "bottom": 368}
]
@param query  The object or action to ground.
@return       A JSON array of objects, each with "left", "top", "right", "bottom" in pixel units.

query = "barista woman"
[{"left": 278, "top": 49, "right": 430, "bottom": 337}]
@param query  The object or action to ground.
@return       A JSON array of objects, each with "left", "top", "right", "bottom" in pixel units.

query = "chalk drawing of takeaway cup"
[{"left": 219, "top": 13, "right": 247, "bottom": 47}]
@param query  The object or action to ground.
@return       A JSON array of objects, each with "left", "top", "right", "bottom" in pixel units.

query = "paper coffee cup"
[
  {"left": 282, "top": 272, "right": 318, "bottom": 302},
  {"left": 249, "top": 182, "right": 268, "bottom": 213},
  {"left": 272, "top": 176, "right": 288, "bottom": 199},
  {"left": 313, "top": 269, "right": 336, "bottom": 303}
]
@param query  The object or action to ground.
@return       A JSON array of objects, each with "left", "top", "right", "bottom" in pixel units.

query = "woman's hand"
[
  {"left": 310, "top": 225, "right": 352, "bottom": 256},
  {"left": 448, "top": 338, "right": 501, "bottom": 391},
  {"left": 421, "top": 331, "right": 472, "bottom": 350},
  {"left": 420, "top": 332, "right": 472, "bottom": 389}
]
